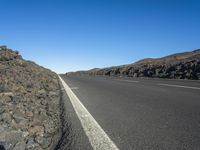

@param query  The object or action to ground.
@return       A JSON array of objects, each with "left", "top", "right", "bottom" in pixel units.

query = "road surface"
[{"left": 60, "top": 75, "right": 200, "bottom": 150}]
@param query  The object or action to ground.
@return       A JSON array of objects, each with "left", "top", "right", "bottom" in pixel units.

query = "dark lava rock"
[
  {"left": 67, "top": 49, "right": 200, "bottom": 80},
  {"left": 0, "top": 46, "right": 62, "bottom": 150},
  {"left": 0, "top": 145, "right": 5, "bottom": 150}
]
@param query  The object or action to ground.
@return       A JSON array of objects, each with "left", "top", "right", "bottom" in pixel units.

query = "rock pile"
[
  {"left": 0, "top": 46, "right": 62, "bottom": 150},
  {"left": 67, "top": 49, "right": 200, "bottom": 80}
]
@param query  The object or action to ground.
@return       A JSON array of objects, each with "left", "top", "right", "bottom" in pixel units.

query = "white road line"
[
  {"left": 70, "top": 87, "right": 79, "bottom": 90},
  {"left": 58, "top": 75, "right": 119, "bottom": 150},
  {"left": 158, "top": 83, "right": 200, "bottom": 90},
  {"left": 113, "top": 79, "right": 139, "bottom": 83}
]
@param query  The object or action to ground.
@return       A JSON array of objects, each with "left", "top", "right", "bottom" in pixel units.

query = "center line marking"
[
  {"left": 158, "top": 83, "right": 200, "bottom": 90},
  {"left": 58, "top": 75, "right": 119, "bottom": 150},
  {"left": 70, "top": 87, "right": 79, "bottom": 90},
  {"left": 113, "top": 79, "right": 139, "bottom": 83}
]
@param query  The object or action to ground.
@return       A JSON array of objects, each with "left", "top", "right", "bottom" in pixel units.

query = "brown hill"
[
  {"left": 67, "top": 49, "right": 200, "bottom": 80},
  {"left": 134, "top": 49, "right": 200, "bottom": 65}
]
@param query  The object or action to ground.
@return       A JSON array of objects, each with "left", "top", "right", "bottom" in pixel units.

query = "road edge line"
[{"left": 58, "top": 75, "right": 119, "bottom": 150}]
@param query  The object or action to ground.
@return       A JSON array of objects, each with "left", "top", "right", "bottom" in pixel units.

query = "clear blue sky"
[{"left": 0, "top": 0, "right": 200, "bottom": 73}]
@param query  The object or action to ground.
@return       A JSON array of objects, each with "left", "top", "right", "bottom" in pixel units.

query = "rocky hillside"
[
  {"left": 67, "top": 49, "right": 200, "bottom": 80},
  {"left": 0, "top": 46, "right": 63, "bottom": 150}
]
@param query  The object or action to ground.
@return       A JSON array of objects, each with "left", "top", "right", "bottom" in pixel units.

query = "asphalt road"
[{"left": 61, "top": 75, "right": 200, "bottom": 150}]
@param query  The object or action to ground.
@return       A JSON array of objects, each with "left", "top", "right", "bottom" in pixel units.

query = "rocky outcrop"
[
  {"left": 0, "top": 46, "right": 63, "bottom": 150},
  {"left": 67, "top": 49, "right": 200, "bottom": 80}
]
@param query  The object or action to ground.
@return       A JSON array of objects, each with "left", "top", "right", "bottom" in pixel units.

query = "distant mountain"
[
  {"left": 67, "top": 49, "right": 200, "bottom": 80},
  {"left": 134, "top": 49, "right": 200, "bottom": 65}
]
